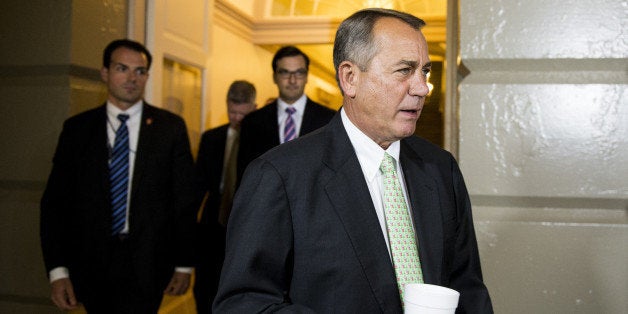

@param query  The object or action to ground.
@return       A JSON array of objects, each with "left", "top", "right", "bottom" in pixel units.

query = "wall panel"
[{"left": 459, "top": 0, "right": 628, "bottom": 312}]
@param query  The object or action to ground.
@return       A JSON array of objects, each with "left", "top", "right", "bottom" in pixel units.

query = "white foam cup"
[{"left": 404, "top": 283, "right": 460, "bottom": 314}]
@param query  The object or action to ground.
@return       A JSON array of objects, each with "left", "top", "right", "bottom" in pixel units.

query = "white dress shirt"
[
  {"left": 50, "top": 101, "right": 191, "bottom": 282},
  {"left": 106, "top": 101, "right": 143, "bottom": 234},
  {"left": 340, "top": 108, "right": 415, "bottom": 259},
  {"left": 277, "top": 94, "right": 307, "bottom": 143}
]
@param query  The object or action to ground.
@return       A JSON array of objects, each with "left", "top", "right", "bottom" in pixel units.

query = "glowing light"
[
  {"left": 426, "top": 71, "right": 434, "bottom": 96},
  {"left": 363, "top": 0, "right": 396, "bottom": 9}
]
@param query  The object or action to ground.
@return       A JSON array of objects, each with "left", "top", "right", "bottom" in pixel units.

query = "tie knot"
[
  {"left": 380, "top": 153, "right": 396, "bottom": 174},
  {"left": 117, "top": 114, "right": 130, "bottom": 123},
  {"left": 285, "top": 107, "right": 296, "bottom": 115}
]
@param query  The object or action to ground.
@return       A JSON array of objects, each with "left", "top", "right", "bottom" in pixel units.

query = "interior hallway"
[{"left": 0, "top": 1, "right": 626, "bottom": 313}]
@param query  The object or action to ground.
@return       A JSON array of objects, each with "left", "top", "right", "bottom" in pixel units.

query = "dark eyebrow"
[
  {"left": 112, "top": 62, "right": 147, "bottom": 70},
  {"left": 397, "top": 60, "right": 418, "bottom": 68},
  {"left": 396, "top": 60, "right": 432, "bottom": 69}
]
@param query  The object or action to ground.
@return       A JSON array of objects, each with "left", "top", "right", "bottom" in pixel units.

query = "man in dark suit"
[
  {"left": 193, "top": 80, "right": 257, "bottom": 313},
  {"left": 237, "top": 45, "right": 335, "bottom": 179},
  {"left": 40, "top": 39, "right": 198, "bottom": 313},
  {"left": 214, "top": 9, "right": 493, "bottom": 313}
]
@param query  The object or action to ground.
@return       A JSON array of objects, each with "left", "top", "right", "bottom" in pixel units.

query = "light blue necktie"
[
  {"left": 110, "top": 114, "right": 130, "bottom": 235},
  {"left": 283, "top": 107, "right": 297, "bottom": 143}
]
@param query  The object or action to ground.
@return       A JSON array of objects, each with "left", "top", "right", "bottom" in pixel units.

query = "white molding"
[
  {"left": 214, "top": 0, "right": 255, "bottom": 40},
  {"left": 214, "top": 0, "right": 446, "bottom": 46}
]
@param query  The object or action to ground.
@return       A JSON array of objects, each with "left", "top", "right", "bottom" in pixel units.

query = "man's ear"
[
  {"left": 100, "top": 67, "right": 109, "bottom": 83},
  {"left": 337, "top": 61, "right": 358, "bottom": 98}
]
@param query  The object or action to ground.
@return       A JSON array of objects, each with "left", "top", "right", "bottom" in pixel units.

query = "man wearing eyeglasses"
[{"left": 237, "top": 46, "right": 336, "bottom": 182}]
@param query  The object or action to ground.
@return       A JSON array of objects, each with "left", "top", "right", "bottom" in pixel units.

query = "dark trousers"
[
  {"left": 80, "top": 235, "right": 163, "bottom": 314},
  {"left": 193, "top": 223, "right": 226, "bottom": 313}
]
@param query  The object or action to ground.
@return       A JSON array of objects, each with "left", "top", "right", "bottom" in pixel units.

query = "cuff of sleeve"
[
  {"left": 49, "top": 267, "right": 69, "bottom": 283},
  {"left": 175, "top": 267, "right": 193, "bottom": 274}
]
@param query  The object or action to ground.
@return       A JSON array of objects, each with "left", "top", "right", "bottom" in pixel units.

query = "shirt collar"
[
  {"left": 106, "top": 100, "right": 143, "bottom": 119},
  {"left": 227, "top": 126, "right": 238, "bottom": 138},
  {"left": 340, "top": 108, "right": 400, "bottom": 182},
  {"left": 277, "top": 94, "right": 307, "bottom": 115}
]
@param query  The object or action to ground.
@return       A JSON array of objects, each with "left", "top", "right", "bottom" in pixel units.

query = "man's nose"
[{"left": 409, "top": 72, "right": 429, "bottom": 97}]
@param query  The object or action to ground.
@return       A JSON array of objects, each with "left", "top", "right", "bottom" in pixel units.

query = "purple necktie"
[{"left": 284, "top": 107, "right": 297, "bottom": 143}]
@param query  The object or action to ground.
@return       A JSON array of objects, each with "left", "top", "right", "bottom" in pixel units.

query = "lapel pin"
[{"left": 146, "top": 118, "right": 153, "bottom": 125}]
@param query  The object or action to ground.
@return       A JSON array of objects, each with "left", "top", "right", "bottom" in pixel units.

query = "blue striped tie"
[
  {"left": 284, "top": 107, "right": 297, "bottom": 143},
  {"left": 110, "top": 114, "right": 130, "bottom": 235}
]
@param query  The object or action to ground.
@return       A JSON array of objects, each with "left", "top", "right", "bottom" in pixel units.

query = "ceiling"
[
  {"left": 221, "top": 0, "right": 447, "bottom": 87},
  {"left": 267, "top": 0, "right": 446, "bottom": 18}
]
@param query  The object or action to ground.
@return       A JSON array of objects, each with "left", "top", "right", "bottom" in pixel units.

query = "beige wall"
[
  {"left": 207, "top": 24, "right": 277, "bottom": 129},
  {"left": 0, "top": 0, "right": 125, "bottom": 312},
  {"left": 459, "top": 0, "right": 627, "bottom": 313},
  {"left": 207, "top": 24, "right": 338, "bottom": 130}
]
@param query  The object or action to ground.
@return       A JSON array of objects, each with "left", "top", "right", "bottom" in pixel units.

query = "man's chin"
[{"left": 398, "top": 127, "right": 417, "bottom": 139}]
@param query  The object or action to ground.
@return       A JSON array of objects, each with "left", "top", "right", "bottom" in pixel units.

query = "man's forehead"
[
  {"left": 111, "top": 48, "right": 148, "bottom": 64},
  {"left": 373, "top": 18, "right": 429, "bottom": 61},
  {"left": 228, "top": 101, "right": 254, "bottom": 107},
  {"left": 276, "top": 55, "right": 306, "bottom": 68}
]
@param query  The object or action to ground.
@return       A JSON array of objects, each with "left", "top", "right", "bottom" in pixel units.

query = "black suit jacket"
[
  {"left": 214, "top": 114, "right": 492, "bottom": 313},
  {"left": 237, "top": 97, "right": 335, "bottom": 181},
  {"left": 40, "top": 102, "right": 198, "bottom": 300},
  {"left": 195, "top": 124, "right": 229, "bottom": 227},
  {"left": 193, "top": 124, "right": 231, "bottom": 312}
]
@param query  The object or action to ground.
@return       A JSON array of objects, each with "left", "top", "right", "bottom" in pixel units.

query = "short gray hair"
[
  {"left": 226, "top": 80, "right": 256, "bottom": 104},
  {"left": 333, "top": 8, "right": 426, "bottom": 89}
]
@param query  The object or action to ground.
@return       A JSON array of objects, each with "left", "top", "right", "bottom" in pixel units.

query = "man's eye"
[
  {"left": 422, "top": 68, "right": 431, "bottom": 76},
  {"left": 398, "top": 68, "right": 412, "bottom": 75}
]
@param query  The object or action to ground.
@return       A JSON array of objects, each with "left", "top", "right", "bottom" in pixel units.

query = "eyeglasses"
[{"left": 276, "top": 69, "right": 308, "bottom": 79}]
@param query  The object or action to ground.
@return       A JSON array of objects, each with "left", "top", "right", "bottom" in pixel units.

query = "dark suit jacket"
[
  {"left": 237, "top": 97, "right": 335, "bottom": 181},
  {"left": 193, "top": 124, "right": 231, "bottom": 312},
  {"left": 214, "top": 114, "right": 492, "bottom": 313},
  {"left": 195, "top": 124, "right": 229, "bottom": 227},
  {"left": 40, "top": 102, "right": 198, "bottom": 300}
]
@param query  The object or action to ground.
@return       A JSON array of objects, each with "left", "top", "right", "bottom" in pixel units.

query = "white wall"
[{"left": 458, "top": 1, "right": 627, "bottom": 312}]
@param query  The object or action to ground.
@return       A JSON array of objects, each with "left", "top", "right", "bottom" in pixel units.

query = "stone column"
[
  {"left": 0, "top": 1, "right": 126, "bottom": 311},
  {"left": 458, "top": 0, "right": 627, "bottom": 312}
]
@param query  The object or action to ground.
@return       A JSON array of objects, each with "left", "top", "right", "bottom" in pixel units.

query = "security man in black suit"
[
  {"left": 193, "top": 80, "right": 257, "bottom": 313},
  {"left": 40, "top": 39, "right": 198, "bottom": 313}
]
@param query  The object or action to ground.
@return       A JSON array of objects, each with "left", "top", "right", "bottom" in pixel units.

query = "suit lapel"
[
  {"left": 322, "top": 116, "right": 402, "bottom": 312},
  {"left": 265, "top": 102, "right": 281, "bottom": 146},
  {"left": 399, "top": 141, "right": 443, "bottom": 285},
  {"left": 131, "top": 103, "right": 154, "bottom": 203},
  {"left": 92, "top": 105, "right": 111, "bottom": 208},
  {"left": 212, "top": 125, "right": 229, "bottom": 187},
  {"left": 300, "top": 98, "right": 314, "bottom": 135}
]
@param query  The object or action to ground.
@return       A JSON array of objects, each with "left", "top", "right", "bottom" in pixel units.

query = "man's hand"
[
  {"left": 164, "top": 271, "right": 191, "bottom": 295},
  {"left": 50, "top": 278, "right": 79, "bottom": 310}
]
